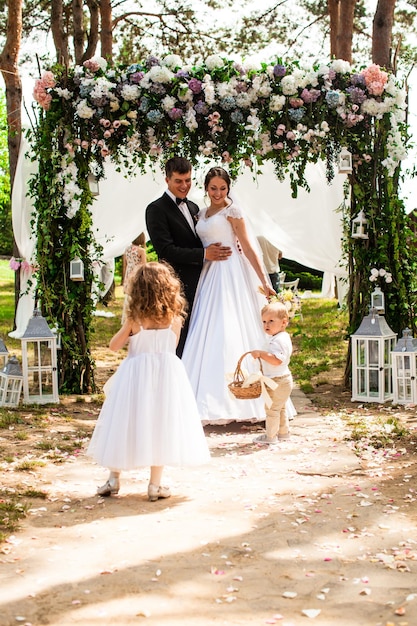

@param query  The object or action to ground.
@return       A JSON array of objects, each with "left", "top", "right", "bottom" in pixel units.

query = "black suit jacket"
[{"left": 145, "top": 192, "right": 204, "bottom": 311}]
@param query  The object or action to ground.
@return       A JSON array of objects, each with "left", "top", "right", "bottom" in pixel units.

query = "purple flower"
[
  {"left": 145, "top": 56, "right": 161, "bottom": 69},
  {"left": 188, "top": 78, "right": 203, "bottom": 94},
  {"left": 346, "top": 86, "right": 367, "bottom": 105},
  {"left": 194, "top": 100, "right": 208, "bottom": 115},
  {"left": 168, "top": 107, "right": 183, "bottom": 120},
  {"left": 149, "top": 83, "right": 166, "bottom": 95},
  {"left": 175, "top": 70, "right": 189, "bottom": 79},
  {"left": 300, "top": 88, "right": 321, "bottom": 104},
  {"left": 273, "top": 64, "right": 286, "bottom": 77},
  {"left": 351, "top": 73, "right": 366, "bottom": 87},
  {"left": 129, "top": 71, "right": 144, "bottom": 84}
]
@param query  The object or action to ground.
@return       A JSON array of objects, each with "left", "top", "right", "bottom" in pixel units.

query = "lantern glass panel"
[
  {"left": 27, "top": 342, "right": 52, "bottom": 367},
  {"left": 384, "top": 368, "right": 392, "bottom": 394},
  {"left": 357, "top": 340, "right": 366, "bottom": 365},
  {"left": 358, "top": 369, "right": 366, "bottom": 395},
  {"left": 27, "top": 370, "right": 53, "bottom": 396},
  {"left": 369, "top": 370, "right": 379, "bottom": 395},
  {"left": 368, "top": 340, "right": 379, "bottom": 365}
]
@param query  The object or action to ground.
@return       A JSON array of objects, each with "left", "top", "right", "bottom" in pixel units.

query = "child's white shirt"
[{"left": 261, "top": 331, "right": 292, "bottom": 377}]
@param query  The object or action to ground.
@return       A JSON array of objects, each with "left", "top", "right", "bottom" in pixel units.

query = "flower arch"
[{"left": 29, "top": 53, "right": 414, "bottom": 393}]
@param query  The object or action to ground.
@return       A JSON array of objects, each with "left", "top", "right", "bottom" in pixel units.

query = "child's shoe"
[
  {"left": 97, "top": 471, "right": 120, "bottom": 496},
  {"left": 148, "top": 483, "right": 171, "bottom": 502},
  {"left": 253, "top": 434, "right": 278, "bottom": 445}
]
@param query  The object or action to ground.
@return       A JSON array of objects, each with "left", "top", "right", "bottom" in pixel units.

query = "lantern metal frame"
[
  {"left": 391, "top": 328, "right": 417, "bottom": 405},
  {"left": 20, "top": 309, "right": 59, "bottom": 405},
  {"left": 351, "top": 210, "right": 369, "bottom": 240},
  {"left": 70, "top": 256, "right": 85, "bottom": 281},
  {"left": 0, "top": 355, "right": 23, "bottom": 408},
  {"left": 338, "top": 147, "right": 353, "bottom": 174},
  {"left": 351, "top": 308, "right": 397, "bottom": 403}
]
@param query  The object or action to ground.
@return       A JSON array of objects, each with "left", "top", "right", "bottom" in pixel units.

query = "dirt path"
[{"left": 1, "top": 389, "right": 417, "bottom": 626}]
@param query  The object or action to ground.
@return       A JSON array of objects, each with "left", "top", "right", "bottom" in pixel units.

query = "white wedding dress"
[{"left": 182, "top": 203, "right": 271, "bottom": 425}]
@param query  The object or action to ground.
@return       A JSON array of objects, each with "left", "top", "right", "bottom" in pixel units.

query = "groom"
[{"left": 145, "top": 156, "right": 231, "bottom": 356}]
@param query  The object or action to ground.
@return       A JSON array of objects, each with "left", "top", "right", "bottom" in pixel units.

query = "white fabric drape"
[{"left": 10, "top": 141, "right": 348, "bottom": 337}]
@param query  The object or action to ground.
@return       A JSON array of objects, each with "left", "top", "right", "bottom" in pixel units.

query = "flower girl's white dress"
[{"left": 88, "top": 326, "right": 210, "bottom": 470}]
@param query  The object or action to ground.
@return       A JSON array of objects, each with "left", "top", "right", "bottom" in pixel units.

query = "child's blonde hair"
[
  {"left": 127, "top": 261, "right": 187, "bottom": 324},
  {"left": 261, "top": 301, "right": 289, "bottom": 320}
]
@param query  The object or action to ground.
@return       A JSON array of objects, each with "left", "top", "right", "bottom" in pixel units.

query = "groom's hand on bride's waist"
[{"left": 205, "top": 243, "right": 232, "bottom": 261}]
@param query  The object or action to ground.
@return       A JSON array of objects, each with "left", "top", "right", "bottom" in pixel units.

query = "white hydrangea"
[
  {"left": 55, "top": 87, "right": 72, "bottom": 100},
  {"left": 177, "top": 88, "right": 193, "bottom": 103},
  {"left": 120, "top": 84, "right": 141, "bottom": 101},
  {"left": 281, "top": 75, "right": 297, "bottom": 95},
  {"left": 162, "top": 95, "right": 177, "bottom": 112},
  {"left": 90, "top": 76, "right": 114, "bottom": 99},
  {"left": 235, "top": 92, "right": 252, "bottom": 108},
  {"left": 76, "top": 99, "right": 95, "bottom": 119},
  {"left": 205, "top": 55, "right": 224, "bottom": 71},
  {"left": 269, "top": 94, "right": 286, "bottom": 112},
  {"left": 91, "top": 56, "right": 107, "bottom": 72},
  {"left": 331, "top": 59, "right": 351, "bottom": 74},
  {"left": 217, "top": 81, "right": 237, "bottom": 98},
  {"left": 291, "top": 68, "right": 309, "bottom": 89},
  {"left": 361, "top": 98, "right": 390, "bottom": 119},
  {"left": 161, "top": 55, "right": 182, "bottom": 70},
  {"left": 146, "top": 65, "right": 174, "bottom": 84},
  {"left": 302, "top": 71, "right": 319, "bottom": 87},
  {"left": 252, "top": 75, "right": 272, "bottom": 98}
]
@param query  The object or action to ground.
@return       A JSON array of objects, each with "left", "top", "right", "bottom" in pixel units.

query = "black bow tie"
[{"left": 176, "top": 197, "right": 187, "bottom": 205}]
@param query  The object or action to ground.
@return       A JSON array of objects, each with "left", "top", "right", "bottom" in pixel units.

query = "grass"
[{"left": 290, "top": 297, "right": 348, "bottom": 393}]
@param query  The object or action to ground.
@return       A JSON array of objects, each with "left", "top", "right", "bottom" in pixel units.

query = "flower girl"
[{"left": 87, "top": 261, "right": 210, "bottom": 501}]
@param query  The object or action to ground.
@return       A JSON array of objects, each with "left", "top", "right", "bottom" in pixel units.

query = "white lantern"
[
  {"left": 88, "top": 173, "right": 100, "bottom": 196},
  {"left": 339, "top": 147, "right": 353, "bottom": 174},
  {"left": 20, "top": 309, "right": 59, "bottom": 404},
  {"left": 0, "top": 337, "right": 9, "bottom": 368},
  {"left": 351, "top": 308, "right": 396, "bottom": 403},
  {"left": 391, "top": 328, "right": 417, "bottom": 404},
  {"left": 70, "top": 257, "right": 84, "bottom": 281},
  {"left": 351, "top": 210, "right": 369, "bottom": 239},
  {"left": 371, "top": 286, "right": 385, "bottom": 314},
  {"left": 0, "top": 356, "right": 23, "bottom": 408}
]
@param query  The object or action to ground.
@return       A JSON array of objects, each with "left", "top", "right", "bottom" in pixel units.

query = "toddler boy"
[{"left": 250, "top": 302, "right": 293, "bottom": 444}]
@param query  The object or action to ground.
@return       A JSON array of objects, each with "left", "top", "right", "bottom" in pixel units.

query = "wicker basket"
[{"left": 228, "top": 351, "right": 263, "bottom": 400}]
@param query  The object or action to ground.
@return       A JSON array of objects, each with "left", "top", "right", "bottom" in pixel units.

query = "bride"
[{"left": 182, "top": 166, "right": 276, "bottom": 425}]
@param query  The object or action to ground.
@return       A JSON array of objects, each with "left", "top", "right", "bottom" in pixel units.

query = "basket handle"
[{"left": 233, "top": 351, "right": 264, "bottom": 383}]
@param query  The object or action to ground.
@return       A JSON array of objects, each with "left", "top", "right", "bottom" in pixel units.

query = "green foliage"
[{"left": 0, "top": 90, "right": 12, "bottom": 255}]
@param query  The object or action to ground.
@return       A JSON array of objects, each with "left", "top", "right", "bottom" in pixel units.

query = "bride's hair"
[{"left": 204, "top": 167, "right": 231, "bottom": 195}]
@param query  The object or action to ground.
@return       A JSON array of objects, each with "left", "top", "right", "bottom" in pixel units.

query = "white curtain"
[{"left": 10, "top": 141, "right": 348, "bottom": 337}]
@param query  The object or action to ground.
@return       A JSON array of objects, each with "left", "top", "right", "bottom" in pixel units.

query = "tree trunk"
[
  {"left": 51, "top": 0, "right": 70, "bottom": 66},
  {"left": 327, "top": 0, "right": 357, "bottom": 62},
  {"left": 82, "top": 0, "right": 100, "bottom": 63},
  {"left": 372, "top": 0, "right": 396, "bottom": 69},
  {"left": 100, "top": 0, "right": 113, "bottom": 63},
  {"left": 72, "top": 0, "right": 84, "bottom": 64}
]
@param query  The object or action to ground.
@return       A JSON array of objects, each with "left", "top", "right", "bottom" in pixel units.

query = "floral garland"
[{"left": 32, "top": 54, "right": 408, "bottom": 219}]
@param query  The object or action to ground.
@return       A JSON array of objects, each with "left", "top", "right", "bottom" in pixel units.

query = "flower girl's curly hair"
[{"left": 127, "top": 261, "right": 188, "bottom": 324}]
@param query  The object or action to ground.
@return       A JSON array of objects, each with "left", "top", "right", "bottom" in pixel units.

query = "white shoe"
[
  {"left": 148, "top": 483, "right": 171, "bottom": 502},
  {"left": 253, "top": 434, "right": 278, "bottom": 445},
  {"left": 97, "top": 472, "right": 120, "bottom": 496}
]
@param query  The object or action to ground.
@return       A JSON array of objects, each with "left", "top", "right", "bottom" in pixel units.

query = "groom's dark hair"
[{"left": 165, "top": 156, "right": 192, "bottom": 177}]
